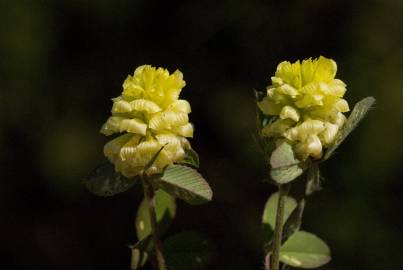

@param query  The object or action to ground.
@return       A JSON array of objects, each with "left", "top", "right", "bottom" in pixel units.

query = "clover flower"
[
  {"left": 258, "top": 56, "right": 350, "bottom": 160},
  {"left": 101, "top": 65, "right": 193, "bottom": 177}
]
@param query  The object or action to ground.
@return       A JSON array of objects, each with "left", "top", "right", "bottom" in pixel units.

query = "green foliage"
[
  {"left": 155, "top": 165, "right": 213, "bottom": 205},
  {"left": 305, "top": 164, "right": 321, "bottom": 196},
  {"left": 178, "top": 148, "right": 200, "bottom": 168},
  {"left": 280, "top": 231, "right": 331, "bottom": 268},
  {"left": 270, "top": 142, "right": 303, "bottom": 184},
  {"left": 262, "top": 192, "right": 297, "bottom": 247},
  {"left": 324, "top": 96, "right": 375, "bottom": 160},
  {"left": 282, "top": 199, "right": 305, "bottom": 243},
  {"left": 85, "top": 163, "right": 136, "bottom": 197},
  {"left": 164, "top": 231, "right": 216, "bottom": 270},
  {"left": 135, "top": 190, "right": 176, "bottom": 241},
  {"left": 130, "top": 235, "right": 152, "bottom": 270}
]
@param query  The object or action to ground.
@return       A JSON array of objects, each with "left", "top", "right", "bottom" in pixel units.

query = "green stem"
[
  {"left": 270, "top": 184, "right": 290, "bottom": 270},
  {"left": 141, "top": 174, "right": 167, "bottom": 270}
]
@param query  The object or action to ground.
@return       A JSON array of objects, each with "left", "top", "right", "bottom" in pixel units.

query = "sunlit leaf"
[
  {"left": 324, "top": 96, "right": 375, "bottom": 160},
  {"left": 164, "top": 231, "right": 216, "bottom": 270},
  {"left": 85, "top": 162, "right": 136, "bottom": 197},
  {"left": 135, "top": 190, "right": 176, "bottom": 241},
  {"left": 280, "top": 231, "right": 331, "bottom": 268},
  {"left": 155, "top": 165, "right": 212, "bottom": 205}
]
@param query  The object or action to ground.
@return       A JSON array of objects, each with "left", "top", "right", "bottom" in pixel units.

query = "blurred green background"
[{"left": 1, "top": 0, "right": 402, "bottom": 269}]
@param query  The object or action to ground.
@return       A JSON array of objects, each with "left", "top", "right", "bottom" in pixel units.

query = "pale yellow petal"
[
  {"left": 314, "top": 56, "right": 337, "bottom": 81},
  {"left": 258, "top": 97, "right": 282, "bottom": 115},
  {"left": 319, "top": 122, "right": 339, "bottom": 146},
  {"left": 262, "top": 119, "right": 294, "bottom": 137},
  {"left": 173, "top": 123, "right": 194, "bottom": 137},
  {"left": 167, "top": 100, "right": 191, "bottom": 113},
  {"left": 280, "top": 105, "right": 300, "bottom": 122},
  {"left": 112, "top": 100, "right": 132, "bottom": 113},
  {"left": 100, "top": 116, "right": 124, "bottom": 135},
  {"left": 284, "top": 119, "right": 325, "bottom": 141},
  {"left": 104, "top": 133, "right": 133, "bottom": 162},
  {"left": 120, "top": 118, "right": 147, "bottom": 135},
  {"left": 295, "top": 134, "right": 323, "bottom": 159},
  {"left": 334, "top": 99, "right": 349, "bottom": 112},
  {"left": 130, "top": 99, "right": 161, "bottom": 114}
]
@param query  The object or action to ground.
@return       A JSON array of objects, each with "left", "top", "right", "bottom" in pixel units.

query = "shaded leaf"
[
  {"left": 280, "top": 231, "right": 331, "bottom": 268},
  {"left": 305, "top": 164, "right": 321, "bottom": 196},
  {"left": 262, "top": 192, "right": 297, "bottom": 247},
  {"left": 85, "top": 162, "right": 136, "bottom": 197},
  {"left": 156, "top": 165, "right": 212, "bottom": 205},
  {"left": 164, "top": 231, "right": 216, "bottom": 270},
  {"left": 178, "top": 148, "right": 200, "bottom": 168},
  {"left": 282, "top": 199, "right": 305, "bottom": 243},
  {"left": 324, "top": 96, "right": 375, "bottom": 160},
  {"left": 135, "top": 190, "right": 176, "bottom": 241},
  {"left": 129, "top": 235, "right": 152, "bottom": 269}
]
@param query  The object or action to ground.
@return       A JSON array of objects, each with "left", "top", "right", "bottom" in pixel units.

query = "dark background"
[{"left": 1, "top": 0, "right": 403, "bottom": 269}]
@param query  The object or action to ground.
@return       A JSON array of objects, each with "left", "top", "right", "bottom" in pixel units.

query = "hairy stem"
[
  {"left": 141, "top": 174, "right": 167, "bottom": 270},
  {"left": 270, "top": 184, "right": 290, "bottom": 270}
]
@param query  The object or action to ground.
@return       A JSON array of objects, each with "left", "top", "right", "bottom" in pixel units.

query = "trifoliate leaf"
[
  {"left": 324, "top": 96, "right": 375, "bottom": 160},
  {"left": 178, "top": 148, "right": 200, "bottom": 168},
  {"left": 155, "top": 165, "right": 212, "bottom": 205},
  {"left": 135, "top": 190, "right": 176, "bottom": 241},
  {"left": 85, "top": 162, "right": 136, "bottom": 197},
  {"left": 164, "top": 231, "right": 216, "bottom": 270},
  {"left": 280, "top": 231, "right": 331, "bottom": 268}
]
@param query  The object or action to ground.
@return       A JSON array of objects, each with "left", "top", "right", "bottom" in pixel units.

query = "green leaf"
[
  {"left": 262, "top": 192, "right": 297, "bottom": 246},
  {"left": 270, "top": 142, "right": 303, "bottom": 184},
  {"left": 155, "top": 165, "right": 213, "bottom": 205},
  {"left": 85, "top": 163, "right": 136, "bottom": 197},
  {"left": 324, "top": 96, "right": 375, "bottom": 160},
  {"left": 129, "top": 235, "right": 152, "bottom": 269},
  {"left": 270, "top": 165, "right": 303, "bottom": 184},
  {"left": 282, "top": 199, "right": 305, "bottom": 242},
  {"left": 270, "top": 142, "right": 299, "bottom": 169},
  {"left": 178, "top": 148, "right": 200, "bottom": 168},
  {"left": 305, "top": 164, "right": 321, "bottom": 196},
  {"left": 164, "top": 231, "right": 216, "bottom": 270},
  {"left": 280, "top": 231, "right": 331, "bottom": 268},
  {"left": 135, "top": 189, "right": 176, "bottom": 241}
]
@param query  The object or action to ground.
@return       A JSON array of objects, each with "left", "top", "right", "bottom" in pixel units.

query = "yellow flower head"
[
  {"left": 101, "top": 65, "right": 193, "bottom": 177},
  {"left": 258, "top": 56, "right": 350, "bottom": 160}
]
